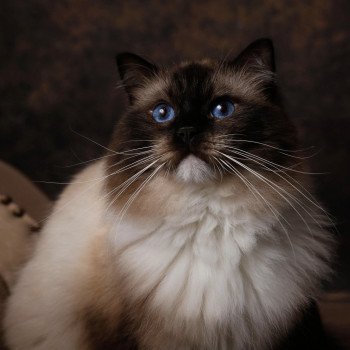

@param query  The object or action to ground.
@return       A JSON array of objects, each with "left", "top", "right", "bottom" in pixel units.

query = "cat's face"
[{"left": 107, "top": 39, "right": 297, "bottom": 187}]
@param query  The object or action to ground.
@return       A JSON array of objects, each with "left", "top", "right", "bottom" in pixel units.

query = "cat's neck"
[
  {"left": 104, "top": 173, "right": 278, "bottom": 255},
  {"left": 106, "top": 174, "right": 256, "bottom": 219}
]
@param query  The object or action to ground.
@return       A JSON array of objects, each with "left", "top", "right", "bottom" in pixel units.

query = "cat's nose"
[{"left": 177, "top": 126, "right": 196, "bottom": 144}]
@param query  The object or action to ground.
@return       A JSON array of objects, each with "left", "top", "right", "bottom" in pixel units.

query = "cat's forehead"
[
  {"left": 131, "top": 61, "right": 213, "bottom": 106},
  {"left": 168, "top": 62, "right": 215, "bottom": 103},
  {"left": 171, "top": 61, "right": 214, "bottom": 87},
  {"left": 132, "top": 60, "right": 270, "bottom": 107}
]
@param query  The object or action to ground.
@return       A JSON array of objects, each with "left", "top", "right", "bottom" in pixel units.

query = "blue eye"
[
  {"left": 211, "top": 99, "right": 235, "bottom": 119},
  {"left": 152, "top": 103, "right": 175, "bottom": 123}
]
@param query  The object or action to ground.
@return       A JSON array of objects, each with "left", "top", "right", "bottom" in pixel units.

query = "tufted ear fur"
[
  {"left": 232, "top": 38, "right": 275, "bottom": 72},
  {"left": 228, "top": 38, "right": 278, "bottom": 102},
  {"left": 116, "top": 53, "right": 158, "bottom": 103}
]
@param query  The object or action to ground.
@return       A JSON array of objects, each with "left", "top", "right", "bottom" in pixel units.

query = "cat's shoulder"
[
  {"left": 58, "top": 160, "right": 106, "bottom": 202},
  {"left": 50, "top": 160, "right": 107, "bottom": 219}
]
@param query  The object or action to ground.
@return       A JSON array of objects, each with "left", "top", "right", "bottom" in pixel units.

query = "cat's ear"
[
  {"left": 230, "top": 39, "right": 278, "bottom": 102},
  {"left": 116, "top": 53, "right": 158, "bottom": 102},
  {"left": 232, "top": 38, "right": 275, "bottom": 72}
]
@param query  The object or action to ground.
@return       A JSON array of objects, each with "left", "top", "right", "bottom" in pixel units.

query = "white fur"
[
  {"left": 3, "top": 160, "right": 333, "bottom": 350},
  {"left": 176, "top": 155, "right": 214, "bottom": 183},
  {"left": 3, "top": 162, "right": 108, "bottom": 349}
]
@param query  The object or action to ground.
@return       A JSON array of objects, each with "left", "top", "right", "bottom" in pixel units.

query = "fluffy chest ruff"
[{"left": 108, "top": 179, "right": 332, "bottom": 349}]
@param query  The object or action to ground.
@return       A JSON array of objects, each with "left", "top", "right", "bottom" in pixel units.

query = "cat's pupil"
[
  {"left": 218, "top": 103, "right": 226, "bottom": 113},
  {"left": 159, "top": 108, "right": 166, "bottom": 118}
]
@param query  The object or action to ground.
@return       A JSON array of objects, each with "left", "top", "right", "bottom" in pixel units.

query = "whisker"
[
  {"left": 217, "top": 157, "right": 296, "bottom": 258},
  {"left": 217, "top": 151, "right": 316, "bottom": 236},
  {"left": 71, "top": 128, "right": 155, "bottom": 156},
  {"left": 117, "top": 139, "right": 158, "bottom": 145},
  {"left": 37, "top": 157, "right": 160, "bottom": 224},
  {"left": 105, "top": 158, "right": 161, "bottom": 214},
  {"left": 119, "top": 145, "right": 155, "bottom": 153},
  {"left": 225, "top": 147, "right": 332, "bottom": 220},
  {"left": 218, "top": 135, "right": 316, "bottom": 154},
  {"left": 105, "top": 151, "right": 154, "bottom": 171},
  {"left": 106, "top": 155, "right": 158, "bottom": 175},
  {"left": 225, "top": 146, "right": 325, "bottom": 175},
  {"left": 37, "top": 175, "right": 109, "bottom": 224},
  {"left": 211, "top": 156, "right": 224, "bottom": 182},
  {"left": 59, "top": 153, "right": 116, "bottom": 168},
  {"left": 70, "top": 128, "right": 118, "bottom": 154},
  {"left": 112, "top": 163, "right": 165, "bottom": 243},
  {"left": 223, "top": 147, "right": 334, "bottom": 228},
  {"left": 35, "top": 155, "right": 157, "bottom": 186},
  {"left": 116, "top": 163, "right": 164, "bottom": 225}
]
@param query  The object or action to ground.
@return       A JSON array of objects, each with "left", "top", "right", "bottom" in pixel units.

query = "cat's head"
[{"left": 107, "top": 39, "right": 297, "bottom": 187}]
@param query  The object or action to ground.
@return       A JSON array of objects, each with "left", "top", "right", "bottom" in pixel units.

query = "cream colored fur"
[{"left": 3, "top": 160, "right": 333, "bottom": 349}]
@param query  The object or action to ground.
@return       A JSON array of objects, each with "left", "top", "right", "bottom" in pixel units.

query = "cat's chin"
[{"left": 175, "top": 154, "right": 214, "bottom": 184}]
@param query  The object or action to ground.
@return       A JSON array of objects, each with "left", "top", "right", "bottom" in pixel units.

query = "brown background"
[{"left": 0, "top": 0, "right": 349, "bottom": 289}]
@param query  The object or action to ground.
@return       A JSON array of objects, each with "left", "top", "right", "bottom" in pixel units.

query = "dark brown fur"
[{"left": 83, "top": 309, "right": 138, "bottom": 350}]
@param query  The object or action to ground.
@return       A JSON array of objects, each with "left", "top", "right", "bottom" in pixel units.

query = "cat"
[{"left": 3, "top": 38, "right": 334, "bottom": 350}]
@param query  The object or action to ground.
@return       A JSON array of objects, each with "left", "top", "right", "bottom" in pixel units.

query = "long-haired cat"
[{"left": 3, "top": 39, "right": 334, "bottom": 349}]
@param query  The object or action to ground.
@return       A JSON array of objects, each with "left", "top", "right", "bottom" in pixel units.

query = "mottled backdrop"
[{"left": 0, "top": 0, "right": 349, "bottom": 289}]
